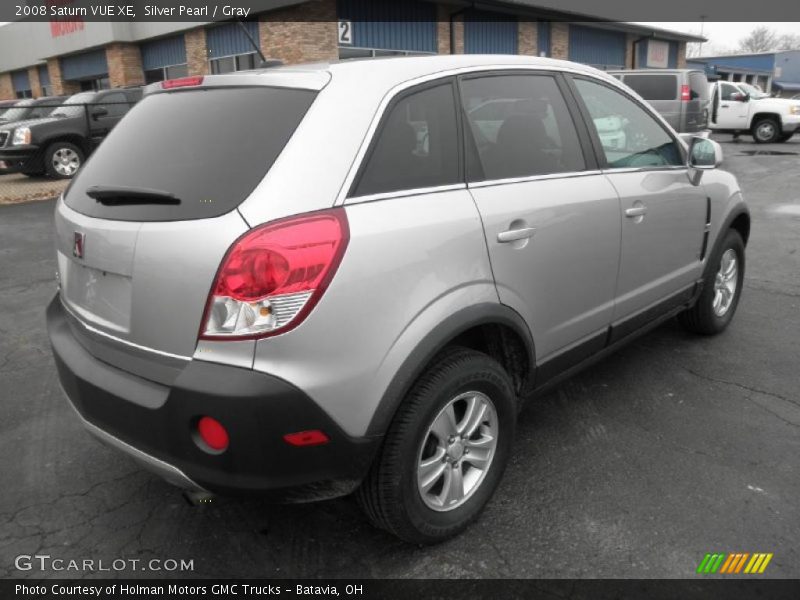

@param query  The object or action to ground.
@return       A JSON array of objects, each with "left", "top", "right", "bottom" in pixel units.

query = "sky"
[{"left": 641, "top": 22, "right": 800, "bottom": 55}]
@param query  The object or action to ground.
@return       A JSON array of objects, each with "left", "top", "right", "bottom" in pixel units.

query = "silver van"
[
  {"left": 47, "top": 56, "right": 748, "bottom": 544},
  {"left": 609, "top": 69, "right": 710, "bottom": 133}
]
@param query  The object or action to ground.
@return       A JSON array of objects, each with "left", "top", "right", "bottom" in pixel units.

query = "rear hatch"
[{"left": 55, "top": 79, "right": 320, "bottom": 382}]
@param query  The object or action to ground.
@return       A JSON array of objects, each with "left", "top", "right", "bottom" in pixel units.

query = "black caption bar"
[
  {"left": 3, "top": 0, "right": 800, "bottom": 22},
  {"left": 4, "top": 579, "right": 800, "bottom": 600}
]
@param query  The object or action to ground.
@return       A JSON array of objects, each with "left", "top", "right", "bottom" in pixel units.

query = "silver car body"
[{"left": 52, "top": 55, "right": 746, "bottom": 449}]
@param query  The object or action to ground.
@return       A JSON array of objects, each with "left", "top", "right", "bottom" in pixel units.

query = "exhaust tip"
[{"left": 183, "top": 489, "right": 216, "bottom": 506}]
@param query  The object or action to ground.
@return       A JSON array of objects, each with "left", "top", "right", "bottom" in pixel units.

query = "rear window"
[
  {"left": 65, "top": 87, "right": 316, "bottom": 221},
  {"left": 623, "top": 74, "right": 678, "bottom": 100},
  {"left": 689, "top": 72, "right": 709, "bottom": 100}
]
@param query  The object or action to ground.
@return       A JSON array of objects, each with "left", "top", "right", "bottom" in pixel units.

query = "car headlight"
[
  {"left": 790, "top": 105, "right": 800, "bottom": 116},
  {"left": 12, "top": 127, "right": 31, "bottom": 146}
]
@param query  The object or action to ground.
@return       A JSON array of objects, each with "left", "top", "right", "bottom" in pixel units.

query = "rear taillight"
[
  {"left": 681, "top": 84, "right": 691, "bottom": 102},
  {"left": 200, "top": 208, "right": 349, "bottom": 340},
  {"left": 162, "top": 76, "right": 204, "bottom": 89}
]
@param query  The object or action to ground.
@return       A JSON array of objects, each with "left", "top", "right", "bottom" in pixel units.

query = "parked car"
[
  {"left": 609, "top": 69, "right": 710, "bottom": 133},
  {"left": 47, "top": 57, "right": 750, "bottom": 544},
  {"left": 708, "top": 81, "right": 800, "bottom": 143},
  {"left": 0, "top": 95, "right": 67, "bottom": 125},
  {"left": 0, "top": 99, "right": 18, "bottom": 117},
  {"left": 0, "top": 87, "right": 142, "bottom": 178}
]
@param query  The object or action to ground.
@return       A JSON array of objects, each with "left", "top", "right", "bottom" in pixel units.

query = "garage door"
[
  {"left": 337, "top": 0, "right": 437, "bottom": 54},
  {"left": 568, "top": 25, "right": 626, "bottom": 70},
  {"left": 464, "top": 9, "right": 518, "bottom": 54}
]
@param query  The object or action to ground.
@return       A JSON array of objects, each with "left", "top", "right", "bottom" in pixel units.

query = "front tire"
[
  {"left": 44, "top": 142, "right": 84, "bottom": 179},
  {"left": 357, "top": 347, "right": 516, "bottom": 544},
  {"left": 752, "top": 118, "right": 781, "bottom": 144},
  {"left": 679, "top": 229, "right": 745, "bottom": 335}
]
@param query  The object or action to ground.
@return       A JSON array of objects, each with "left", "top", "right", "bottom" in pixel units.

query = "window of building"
[
  {"left": 338, "top": 47, "right": 433, "bottom": 60},
  {"left": 210, "top": 52, "right": 258, "bottom": 74},
  {"left": 79, "top": 77, "right": 110, "bottom": 92},
  {"left": 574, "top": 78, "right": 682, "bottom": 169},
  {"left": 352, "top": 82, "right": 460, "bottom": 197},
  {"left": 461, "top": 74, "right": 586, "bottom": 182},
  {"left": 144, "top": 63, "right": 189, "bottom": 84}
]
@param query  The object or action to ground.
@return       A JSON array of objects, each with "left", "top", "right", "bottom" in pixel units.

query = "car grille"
[{"left": 0, "top": 132, "right": 8, "bottom": 147}]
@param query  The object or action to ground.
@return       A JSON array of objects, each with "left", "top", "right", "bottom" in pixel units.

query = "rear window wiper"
[{"left": 85, "top": 185, "right": 181, "bottom": 205}]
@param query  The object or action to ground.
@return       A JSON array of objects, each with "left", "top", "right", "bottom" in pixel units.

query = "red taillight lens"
[
  {"left": 283, "top": 430, "right": 330, "bottom": 447},
  {"left": 197, "top": 416, "right": 229, "bottom": 451},
  {"left": 162, "top": 76, "right": 204, "bottom": 89},
  {"left": 681, "top": 84, "right": 691, "bottom": 102},
  {"left": 201, "top": 208, "right": 349, "bottom": 340}
]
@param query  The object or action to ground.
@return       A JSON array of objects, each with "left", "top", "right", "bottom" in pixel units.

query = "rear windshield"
[
  {"left": 688, "top": 72, "right": 709, "bottom": 100},
  {"left": 623, "top": 74, "right": 677, "bottom": 100},
  {"left": 65, "top": 87, "right": 317, "bottom": 221}
]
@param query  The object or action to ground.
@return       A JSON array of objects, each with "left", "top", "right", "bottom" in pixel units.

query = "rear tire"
[
  {"left": 752, "top": 118, "right": 781, "bottom": 144},
  {"left": 679, "top": 229, "right": 745, "bottom": 335},
  {"left": 357, "top": 347, "right": 516, "bottom": 544},
  {"left": 44, "top": 141, "right": 84, "bottom": 179}
]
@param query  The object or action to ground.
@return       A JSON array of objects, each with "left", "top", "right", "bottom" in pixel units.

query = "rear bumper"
[{"left": 46, "top": 295, "right": 381, "bottom": 500}]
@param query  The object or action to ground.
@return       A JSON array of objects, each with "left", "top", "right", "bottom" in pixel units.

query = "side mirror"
[
  {"left": 91, "top": 107, "right": 109, "bottom": 119},
  {"left": 687, "top": 137, "right": 723, "bottom": 185}
]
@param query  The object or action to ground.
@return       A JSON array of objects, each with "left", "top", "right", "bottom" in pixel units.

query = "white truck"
[{"left": 709, "top": 81, "right": 800, "bottom": 143}]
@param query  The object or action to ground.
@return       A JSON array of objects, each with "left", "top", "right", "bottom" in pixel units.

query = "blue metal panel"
[
  {"left": 141, "top": 35, "right": 187, "bottom": 70},
  {"left": 774, "top": 50, "right": 800, "bottom": 84},
  {"left": 568, "top": 25, "right": 626, "bottom": 70},
  {"left": 61, "top": 49, "right": 108, "bottom": 80},
  {"left": 37, "top": 64, "right": 50, "bottom": 88},
  {"left": 699, "top": 53, "right": 776, "bottom": 72},
  {"left": 537, "top": 21, "right": 550, "bottom": 56},
  {"left": 464, "top": 9, "right": 518, "bottom": 55},
  {"left": 11, "top": 70, "right": 30, "bottom": 92},
  {"left": 668, "top": 41, "right": 678, "bottom": 68},
  {"left": 206, "top": 21, "right": 260, "bottom": 59},
  {"left": 337, "top": 0, "right": 436, "bottom": 52}
]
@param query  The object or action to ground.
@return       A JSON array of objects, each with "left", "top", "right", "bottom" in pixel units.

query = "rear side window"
[
  {"left": 623, "top": 74, "right": 677, "bottom": 100},
  {"left": 352, "top": 82, "right": 460, "bottom": 197},
  {"left": 460, "top": 74, "right": 586, "bottom": 181},
  {"left": 689, "top": 72, "right": 709, "bottom": 101},
  {"left": 65, "top": 87, "right": 316, "bottom": 221}
]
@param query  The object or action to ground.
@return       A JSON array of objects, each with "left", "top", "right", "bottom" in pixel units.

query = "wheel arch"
[{"left": 365, "top": 303, "right": 535, "bottom": 437}]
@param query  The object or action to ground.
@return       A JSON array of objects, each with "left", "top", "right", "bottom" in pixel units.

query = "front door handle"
[
  {"left": 625, "top": 206, "right": 648, "bottom": 218},
  {"left": 497, "top": 227, "right": 536, "bottom": 243}
]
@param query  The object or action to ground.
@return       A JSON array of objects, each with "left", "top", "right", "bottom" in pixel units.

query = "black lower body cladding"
[{"left": 46, "top": 296, "right": 380, "bottom": 500}]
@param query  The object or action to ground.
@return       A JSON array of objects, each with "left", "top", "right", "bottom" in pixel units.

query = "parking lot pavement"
[
  {"left": 0, "top": 173, "right": 68, "bottom": 205},
  {"left": 1, "top": 136, "right": 798, "bottom": 580}
]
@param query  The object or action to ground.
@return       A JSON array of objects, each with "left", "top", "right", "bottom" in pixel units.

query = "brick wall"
[
  {"left": 28, "top": 66, "right": 42, "bottom": 98},
  {"left": 625, "top": 34, "right": 635, "bottom": 69},
  {"left": 260, "top": 0, "right": 337, "bottom": 64},
  {"left": 436, "top": 4, "right": 451, "bottom": 54},
  {"left": 106, "top": 43, "right": 145, "bottom": 88},
  {"left": 551, "top": 22, "right": 569, "bottom": 60},
  {"left": 185, "top": 29, "right": 209, "bottom": 76},
  {"left": 452, "top": 15, "right": 465, "bottom": 54},
  {"left": 47, "top": 58, "right": 80, "bottom": 96},
  {"left": 0, "top": 73, "right": 14, "bottom": 101},
  {"left": 518, "top": 20, "right": 537, "bottom": 55},
  {"left": 677, "top": 42, "right": 687, "bottom": 68}
]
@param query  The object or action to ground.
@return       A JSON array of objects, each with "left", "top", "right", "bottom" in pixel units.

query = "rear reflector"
[
  {"left": 681, "top": 84, "right": 691, "bottom": 102},
  {"left": 200, "top": 208, "right": 349, "bottom": 340},
  {"left": 162, "top": 76, "right": 204, "bottom": 89},
  {"left": 283, "top": 430, "right": 330, "bottom": 447},
  {"left": 197, "top": 416, "right": 229, "bottom": 451}
]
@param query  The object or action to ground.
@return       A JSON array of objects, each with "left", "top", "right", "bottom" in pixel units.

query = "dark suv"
[{"left": 0, "top": 87, "right": 142, "bottom": 179}]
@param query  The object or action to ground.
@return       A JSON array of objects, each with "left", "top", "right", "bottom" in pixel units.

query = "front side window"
[
  {"left": 352, "top": 82, "right": 460, "bottom": 197},
  {"left": 51, "top": 92, "right": 97, "bottom": 118},
  {"left": 101, "top": 93, "right": 129, "bottom": 117},
  {"left": 574, "top": 78, "right": 682, "bottom": 169},
  {"left": 719, "top": 83, "right": 740, "bottom": 101},
  {"left": 460, "top": 74, "right": 586, "bottom": 181}
]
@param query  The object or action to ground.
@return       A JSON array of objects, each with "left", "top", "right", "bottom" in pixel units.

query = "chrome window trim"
[
  {"left": 467, "top": 170, "right": 603, "bottom": 189},
  {"left": 336, "top": 64, "right": 625, "bottom": 206},
  {"left": 60, "top": 297, "right": 192, "bottom": 362},
  {"left": 346, "top": 183, "right": 467, "bottom": 205},
  {"left": 600, "top": 165, "right": 688, "bottom": 175}
]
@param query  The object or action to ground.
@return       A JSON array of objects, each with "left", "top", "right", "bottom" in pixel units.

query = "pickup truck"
[
  {"left": 0, "top": 87, "right": 142, "bottom": 178},
  {"left": 709, "top": 81, "right": 800, "bottom": 143}
]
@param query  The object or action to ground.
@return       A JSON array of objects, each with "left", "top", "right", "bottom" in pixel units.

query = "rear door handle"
[
  {"left": 625, "top": 206, "right": 648, "bottom": 218},
  {"left": 497, "top": 227, "right": 536, "bottom": 243}
]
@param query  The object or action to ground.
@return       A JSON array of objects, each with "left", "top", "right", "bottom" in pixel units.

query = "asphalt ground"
[{"left": 0, "top": 135, "right": 798, "bottom": 580}]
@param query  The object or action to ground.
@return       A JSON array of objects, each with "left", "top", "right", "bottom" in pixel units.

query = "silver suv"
[{"left": 47, "top": 56, "right": 749, "bottom": 544}]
